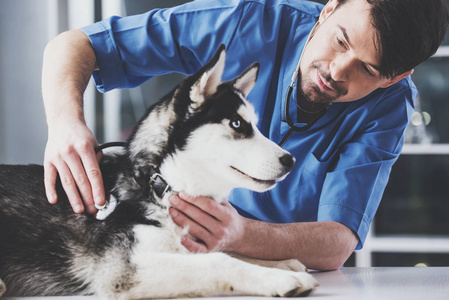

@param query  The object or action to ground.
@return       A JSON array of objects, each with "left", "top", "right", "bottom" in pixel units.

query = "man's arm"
[
  {"left": 169, "top": 192, "right": 358, "bottom": 271},
  {"left": 42, "top": 29, "right": 105, "bottom": 213},
  {"left": 233, "top": 219, "right": 358, "bottom": 271}
]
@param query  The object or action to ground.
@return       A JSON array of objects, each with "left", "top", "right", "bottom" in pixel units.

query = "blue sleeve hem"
[
  {"left": 318, "top": 203, "right": 371, "bottom": 250},
  {"left": 81, "top": 19, "right": 125, "bottom": 93}
]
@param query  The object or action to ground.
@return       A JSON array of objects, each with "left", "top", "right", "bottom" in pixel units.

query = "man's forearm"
[
  {"left": 42, "top": 29, "right": 96, "bottom": 127},
  {"left": 231, "top": 219, "right": 358, "bottom": 271}
]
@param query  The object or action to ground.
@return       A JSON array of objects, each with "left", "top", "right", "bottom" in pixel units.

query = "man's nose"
[{"left": 330, "top": 53, "right": 354, "bottom": 82}]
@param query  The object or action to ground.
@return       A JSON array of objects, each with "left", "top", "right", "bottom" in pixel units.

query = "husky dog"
[{"left": 0, "top": 45, "right": 318, "bottom": 298}]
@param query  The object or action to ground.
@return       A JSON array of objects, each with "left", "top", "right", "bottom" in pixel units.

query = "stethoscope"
[{"left": 278, "top": 21, "right": 329, "bottom": 147}]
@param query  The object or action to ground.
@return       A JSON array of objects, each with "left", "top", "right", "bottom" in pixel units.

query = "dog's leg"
[
  {"left": 98, "top": 252, "right": 318, "bottom": 299},
  {"left": 0, "top": 278, "right": 6, "bottom": 297},
  {"left": 228, "top": 253, "right": 308, "bottom": 272}
]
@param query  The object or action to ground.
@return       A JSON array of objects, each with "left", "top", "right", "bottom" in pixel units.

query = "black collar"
[
  {"left": 95, "top": 142, "right": 172, "bottom": 198},
  {"left": 134, "top": 165, "right": 172, "bottom": 198},
  {"left": 147, "top": 167, "right": 171, "bottom": 198}
]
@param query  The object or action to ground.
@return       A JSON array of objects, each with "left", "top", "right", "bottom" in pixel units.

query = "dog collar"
[
  {"left": 134, "top": 166, "right": 172, "bottom": 198},
  {"left": 148, "top": 168, "right": 172, "bottom": 198},
  {"left": 94, "top": 167, "right": 171, "bottom": 221}
]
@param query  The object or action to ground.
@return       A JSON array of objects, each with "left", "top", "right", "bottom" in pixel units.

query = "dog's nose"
[{"left": 279, "top": 154, "right": 295, "bottom": 170}]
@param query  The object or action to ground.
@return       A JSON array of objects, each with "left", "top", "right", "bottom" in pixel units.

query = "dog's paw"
[
  {"left": 268, "top": 258, "right": 308, "bottom": 272},
  {"left": 229, "top": 254, "right": 308, "bottom": 272},
  {"left": 0, "top": 278, "right": 6, "bottom": 297},
  {"left": 263, "top": 270, "right": 318, "bottom": 297}
]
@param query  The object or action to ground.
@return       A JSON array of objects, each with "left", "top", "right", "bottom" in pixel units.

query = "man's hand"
[
  {"left": 44, "top": 120, "right": 105, "bottom": 214},
  {"left": 168, "top": 192, "right": 245, "bottom": 253},
  {"left": 42, "top": 30, "right": 102, "bottom": 214}
]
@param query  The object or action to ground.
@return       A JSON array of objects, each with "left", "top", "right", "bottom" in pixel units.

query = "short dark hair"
[{"left": 337, "top": 0, "right": 449, "bottom": 78}]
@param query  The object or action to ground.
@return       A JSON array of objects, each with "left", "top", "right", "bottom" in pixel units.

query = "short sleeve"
[
  {"left": 81, "top": 0, "right": 245, "bottom": 92},
  {"left": 317, "top": 78, "right": 417, "bottom": 249}
]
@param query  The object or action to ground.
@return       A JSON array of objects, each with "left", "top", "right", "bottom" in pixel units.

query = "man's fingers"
[
  {"left": 44, "top": 158, "right": 86, "bottom": 215},
  {"left": 58, "top": 142, "right": 104, "bottom": 214},
  {"left": 80, "top": 149, "right": 105, "bottom": 208},
  {"left": 44, "top": 163, "right": 58, "bottom": 204},
  {"left": 62, "top": 146, "right": 100, "bottom": 214},
  {"left": 54, "top": 161, "right": 85, "bottom": 214},
  {"left": 169, "top": 207, "right": 212, "bottom": 242},
  {"left": 180, "top": 234, "right": 208, "bottom": 253},
  {"left": 169, "top": 195, "right": 218, "bottom": 229},
  {"left": 169, "top": 194, "right": 233, "bottom": 252},
  {"left": 176, "top": 192, "right": 234, "bottom": 236},
  {"left": 178, "top": 191, "right": 228, "bottom": 221}
]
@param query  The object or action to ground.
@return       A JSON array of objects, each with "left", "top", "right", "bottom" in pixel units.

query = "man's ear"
[
  {"left": 190, "top": 45, "right": 226, "bottom": 109},
  {"left": 380, "top": 69, "right": 414, "bottom": 88},
  {"left": 318, "top": 0, "right": 339, "bottom": 24}
]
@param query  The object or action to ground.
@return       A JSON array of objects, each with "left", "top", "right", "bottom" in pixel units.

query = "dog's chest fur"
[{"left": 101, "top": 158, "right": 189, "bottom": 255}]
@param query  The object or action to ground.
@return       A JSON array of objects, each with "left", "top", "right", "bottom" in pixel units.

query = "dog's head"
[{"left": 159, "top": 45, "right": 295, "bottom": 198}]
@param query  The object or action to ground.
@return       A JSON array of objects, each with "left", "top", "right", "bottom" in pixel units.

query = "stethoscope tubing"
[{"left": 277, "top": 21, "right": 328, "bottom": 147}]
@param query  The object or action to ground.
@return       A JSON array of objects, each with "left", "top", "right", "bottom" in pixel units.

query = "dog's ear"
[
  {"left": 190, "top": 45, "right": 226, "bottom": 108},
  {"left": 232, "top": 62, "right": 260, "bottom": 97}
]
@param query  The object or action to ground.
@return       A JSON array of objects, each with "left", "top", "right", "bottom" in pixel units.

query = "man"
[{"left": 42, "top": 0, "right": 448, "bottom": 270}]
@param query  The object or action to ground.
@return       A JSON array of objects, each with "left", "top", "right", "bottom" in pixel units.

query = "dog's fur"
[{"left": 0, "top": 46, "right": 318, "bottom": 299}]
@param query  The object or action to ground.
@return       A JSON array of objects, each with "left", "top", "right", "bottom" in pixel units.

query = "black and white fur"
[{"left": 0, "top": 46, "right": 318, "bottom": 298}]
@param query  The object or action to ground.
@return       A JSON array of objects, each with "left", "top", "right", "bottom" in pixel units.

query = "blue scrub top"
[{"left": 82, "top": 0, "right": 417, "bottom": 249}]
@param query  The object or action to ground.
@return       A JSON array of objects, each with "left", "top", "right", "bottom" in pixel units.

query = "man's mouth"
[{"left": 316, "top": 70, "right": 336, "bottom": 93}]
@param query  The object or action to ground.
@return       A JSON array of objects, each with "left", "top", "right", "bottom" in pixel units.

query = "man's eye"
[
  {"left": 363, "top": 64, "right": 376, "bottom": 77},
  {"left": 337, "top": 38, "right": 345, "bottom": 46},
  {"left": 337, "top": 37, "right": 345, "bottom": 47}
]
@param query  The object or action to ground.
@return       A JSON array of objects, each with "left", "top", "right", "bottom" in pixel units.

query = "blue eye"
[
  {"left": 231, "top": 119, "right": 241, "bottom": 129},
  {"left": 229, "top": 116, "right": 255, "bottom": 138}
]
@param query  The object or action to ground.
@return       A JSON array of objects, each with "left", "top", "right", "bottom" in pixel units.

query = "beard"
[{"left": 298, "top": 61, "right": 347, "bottom": 105}]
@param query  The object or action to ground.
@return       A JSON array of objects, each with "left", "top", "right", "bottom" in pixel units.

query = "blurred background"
[{"left": 0, "top": 0, "right": 448, "bottom": 267}]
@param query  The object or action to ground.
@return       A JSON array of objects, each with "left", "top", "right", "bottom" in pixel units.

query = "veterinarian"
[{"left": 42, "top": 0, "right": 448, "bottom": 270}]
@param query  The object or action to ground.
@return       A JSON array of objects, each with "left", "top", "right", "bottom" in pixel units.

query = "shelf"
[
  {"left": 433, "top": 46, "right": 449, "bottom": 57},
  {"left": 363, "top": 236, "right": 449, "bottom": 253},
  {"left": 355, "top": 236, "right": 449, "bottom": 267},
  {"left": 401, "top": 144, "right": 449, "bottom": 155}
]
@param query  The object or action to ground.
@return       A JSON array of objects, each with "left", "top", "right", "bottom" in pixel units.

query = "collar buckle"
[{"left": 149, "top": 171, "right": 171, "bottom": 198}]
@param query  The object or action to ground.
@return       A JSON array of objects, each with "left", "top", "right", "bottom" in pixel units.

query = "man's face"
[{"left": 299, "top": 0, "right": 408, "bottom": 104}]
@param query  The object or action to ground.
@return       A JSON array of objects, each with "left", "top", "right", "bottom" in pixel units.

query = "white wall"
[
  {"left": 0, "top": 0, "right": 99, "bottom": 164},
  {"left": 0, "top": 0, "right": 50, "bottom": 164},
  {"left": 0, "top": 0, "right": 190, "bottom": 164}
]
